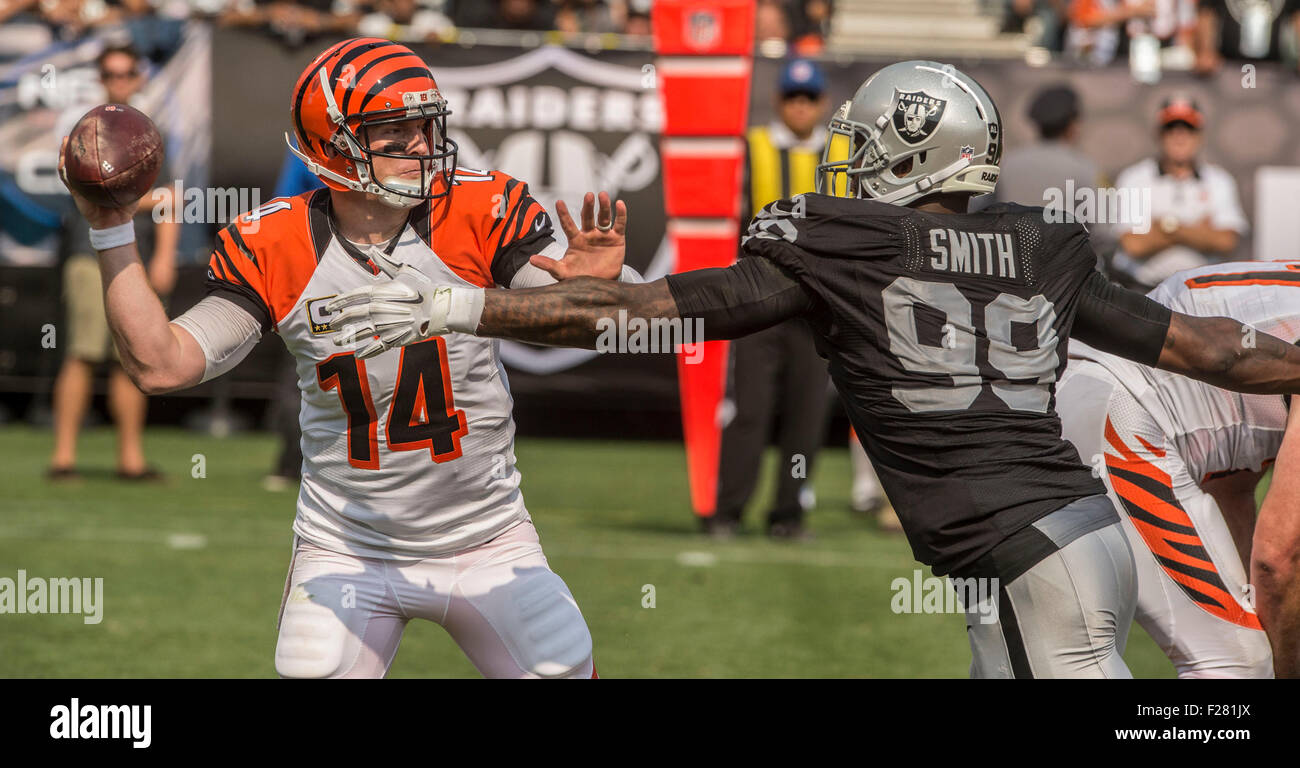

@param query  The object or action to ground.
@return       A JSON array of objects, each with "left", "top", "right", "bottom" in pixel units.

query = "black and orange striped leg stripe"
[{"left": 1102, "top": 417, "right": 1261, "bottom": 630}]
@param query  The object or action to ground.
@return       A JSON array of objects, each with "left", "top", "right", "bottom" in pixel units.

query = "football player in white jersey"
[
  {"left": 1058, "top": 260, "right": 1300, "bottom": 677},
  {"left": 57, "top": 37, "right": 639, "bottom": 678}
]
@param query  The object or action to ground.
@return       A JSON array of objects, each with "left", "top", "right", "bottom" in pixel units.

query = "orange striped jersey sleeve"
[
  {"left": 205, "top": 222, "right": 272, "bottom": 332},
  {"left": 417, "top": 169, "right": 556, "bottom": 288},
  {"left": 204, "top": 190, "right": 324, "bottom": 332},
  {"left": 480, "top": 172, "right": 555, "bottom": 287}
]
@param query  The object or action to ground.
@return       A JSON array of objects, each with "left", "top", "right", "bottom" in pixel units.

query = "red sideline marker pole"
[{"left": 652, "top": 0, "right": 755, "bottom": 520}]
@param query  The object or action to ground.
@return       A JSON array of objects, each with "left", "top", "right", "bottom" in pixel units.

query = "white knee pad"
[
  {"left": 1173, "top": 625, "right": 1275, "bottom": 679},
  {"left": 275, "top": 585, "right": 352, "bottom": 679},
  {"left": 471, "top": 568, "right": 593, "bottom": 678},
  {"left": 513, "top": 570, "right": 593, "bottom": 678},
  {"left": 1232, "top": 632, "right": 1276, "bottom": 679}
]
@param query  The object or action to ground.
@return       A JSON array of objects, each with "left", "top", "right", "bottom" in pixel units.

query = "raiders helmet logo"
[{"left": 892, "top": 91, "right": 946, "bottom": 145}]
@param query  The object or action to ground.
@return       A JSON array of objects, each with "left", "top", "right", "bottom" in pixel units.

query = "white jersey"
[
  {"left": 204, "top": 173, "right": 557, "bottom": 559},
  {"left": 1069, "top": 261, "right": 1300, "bottom": 483}
]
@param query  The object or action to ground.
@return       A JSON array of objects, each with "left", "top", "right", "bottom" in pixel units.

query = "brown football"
[{"left": 62, "top": 103, "right": 164, "bottom": 209}]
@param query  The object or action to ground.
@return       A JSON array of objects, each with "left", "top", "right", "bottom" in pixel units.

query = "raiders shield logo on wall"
[{"left": 892, "top": 90, "right": 946, "bottom": 145}]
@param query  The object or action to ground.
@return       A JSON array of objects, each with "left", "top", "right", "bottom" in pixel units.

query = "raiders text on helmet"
[
  {"left": 816, "top": 60, "right": 1002, "bottom": 206},
  {"left": 287, "top": 37, "right": 458, "bottom": 209}
]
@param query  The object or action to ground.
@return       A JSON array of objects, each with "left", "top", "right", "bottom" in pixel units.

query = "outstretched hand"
[{"left": 529, "top": 191, "right": 627, "bottom": 281}]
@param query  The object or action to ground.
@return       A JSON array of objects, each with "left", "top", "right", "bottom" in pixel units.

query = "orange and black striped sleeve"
[
  {"left": 205, "top": 223, "right": 273, "bottom": 333},
  {"left": 484, "top": 177, "right": 556, "bottom": 287}
]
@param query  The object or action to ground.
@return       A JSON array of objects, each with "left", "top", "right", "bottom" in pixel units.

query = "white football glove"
[{"left": 326, "top": 246, "right": 483, "bottom": 359}]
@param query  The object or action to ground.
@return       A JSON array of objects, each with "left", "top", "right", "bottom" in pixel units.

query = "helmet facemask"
[
  {"left": 816, "top": 101, "right": 891, "bottom": 199},
  {"left": 327, "top": 88, "right": 458, "bottom": 209}
]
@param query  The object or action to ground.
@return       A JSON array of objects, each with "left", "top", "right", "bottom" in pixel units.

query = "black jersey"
[{"left": 741, "top": 193, "right": 1107, "bottom": 575}]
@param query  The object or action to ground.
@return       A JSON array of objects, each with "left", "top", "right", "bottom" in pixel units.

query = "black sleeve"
[
  {"left": 205, "top": 274, "right": 273, "bottom": 334},
  {"left": 492, "top": 227, "right": 554, "bottom": 288},
  {"left": 1072, "top": 270, "right": 1172, "bottom": 367},
  {"left": 664, "top": 256, "right": 819, "bottom": 340},
  {"left": 489, "top": 180, "right": 555, "bottom": 287}
]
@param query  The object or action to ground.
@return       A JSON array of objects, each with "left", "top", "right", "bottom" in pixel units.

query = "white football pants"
[{"left": 274, "top": 519, "right": 595, "bottom": 678}]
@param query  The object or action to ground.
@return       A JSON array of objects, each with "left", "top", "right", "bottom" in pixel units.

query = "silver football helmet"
[{"left": 816, "top": 60, "right": 1002, "bottom": 205}]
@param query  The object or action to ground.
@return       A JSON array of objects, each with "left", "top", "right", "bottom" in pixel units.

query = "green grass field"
[{"left": 0, "top": 425, "right": 1176, "bottom": 677}]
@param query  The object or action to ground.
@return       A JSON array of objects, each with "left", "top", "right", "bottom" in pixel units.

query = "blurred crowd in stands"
[
  {"left": 6, "top": 0, "right": 1294, "bottom": 76},
  {"left": 1005, "top": 0, "right": 1300, "bottom": 74},
  {"left": 0, "top": 0, "right": 833, "bottom": 54}
]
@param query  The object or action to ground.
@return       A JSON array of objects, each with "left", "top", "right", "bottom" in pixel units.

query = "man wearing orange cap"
[{"left": 1109, "top": 96, "right": 1247, "bottom": 289}]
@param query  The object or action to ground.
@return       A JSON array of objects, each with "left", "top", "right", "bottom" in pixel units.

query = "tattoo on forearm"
[
  {"left": 477, "top": 278, "right": 680, "bottom": 348},
  {"left": 1175, "top": 314, "right": 1300, "bottom": 395}
]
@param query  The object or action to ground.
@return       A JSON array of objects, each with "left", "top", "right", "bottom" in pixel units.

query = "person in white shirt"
[{"left": 1109, "top": 96, "right": 1247, "bottom": 290}]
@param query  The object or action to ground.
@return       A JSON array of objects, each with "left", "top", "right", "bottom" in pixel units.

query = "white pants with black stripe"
[
  {"left": 964, "top": 496, "right": 1138, "bottom": 678},
  {"left": 1058, "top": 361, "right": 1273, "bottom": 678}
]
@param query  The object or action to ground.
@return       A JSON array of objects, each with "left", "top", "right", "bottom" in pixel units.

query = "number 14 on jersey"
[{"left": 317, "top": 338, "right": 468, "bottom": 469}]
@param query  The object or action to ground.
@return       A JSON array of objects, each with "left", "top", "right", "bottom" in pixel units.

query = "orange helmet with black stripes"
[{"left": 286, "top": 37, "right": 457, "bottom": 209}]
